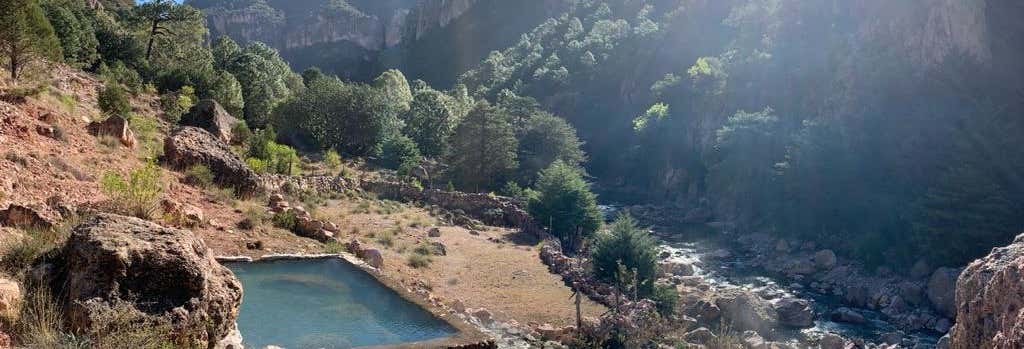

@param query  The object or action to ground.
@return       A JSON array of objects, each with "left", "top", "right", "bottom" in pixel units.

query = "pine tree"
[
  {"left": 0, "top": 0, "right": 61, "bottom": 80},
  {"left": 446, "top": 101, "right": 518, "bottom": 191},
  {"left": 528, "top": 160, "right": 602, "bottom": 250}
]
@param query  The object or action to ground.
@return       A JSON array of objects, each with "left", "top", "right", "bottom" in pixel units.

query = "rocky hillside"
[
  {"left": 950, "top": 232, "right": 1024, "bottom": 348},
  {"left": 190, "top": 0, "right": 572, "bottom": 83}
]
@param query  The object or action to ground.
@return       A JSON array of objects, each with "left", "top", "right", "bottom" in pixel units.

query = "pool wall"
[{"left": 217, "top": 253, "right": 495, "bottom": 349}]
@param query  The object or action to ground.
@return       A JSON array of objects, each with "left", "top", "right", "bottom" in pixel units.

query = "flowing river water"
[{"left": 600, "top": 205, "right": 942, "bottom": 348}]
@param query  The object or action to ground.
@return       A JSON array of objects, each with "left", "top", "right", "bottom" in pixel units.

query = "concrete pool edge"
[{"left": 216, "top": 253, "right": 496, "bottom": 349}]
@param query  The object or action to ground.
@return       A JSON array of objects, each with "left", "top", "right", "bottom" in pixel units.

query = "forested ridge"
[{"left": 452, "top": 0, "right": 1024, "bottom": 268}]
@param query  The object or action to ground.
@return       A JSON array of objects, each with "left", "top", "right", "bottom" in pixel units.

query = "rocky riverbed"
[{"left": 614, "top": 205, "right": 948, "bottom": 348}]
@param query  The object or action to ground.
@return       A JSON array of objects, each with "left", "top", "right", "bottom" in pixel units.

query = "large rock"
[
  {"left": 180, "top": 100, "right": 239, "bottom": 144},
  {"left": 830, "top": 307, "right": 867, "bottom": 324},
  {"left": 35, "top": 214, "right": 242, "bottom": 348},
  {"left": 774, "top": 298, "right": 814, "bottom": 328},
  {"left": 715, "top": 289, "right": 778, "bottom": 336},
  {"left": 950, "top": 233, "right": 1024, "bottom": 349},
  {"left": 814, "top": 249, "right": 837, "bottom": 270},
  {"left": 927, "top": 267, "right": 960, "bottom": 318},
  {"left": 87, "top": 115, "right": 136, "bottom": 148},
  {"left": 0, "top": 278, "right": 21, "bottom": 319},
  {"left": 164, "top": 127, "right": 261, "bottom": 196}
]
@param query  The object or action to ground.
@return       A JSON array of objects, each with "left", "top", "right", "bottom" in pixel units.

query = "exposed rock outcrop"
[
  {"left": 950, "top": 233, "right": 1024, "bottom": 349},
  {"left": 34, "top": 214, "right": 242, "bottom": 348},
  {"left": 774, "top": 297, "right": 814, "bottom": 328},
  {"left": 164, "top": 127, "right": 261, "bottom": 196},
  {"left": 180, "top": 100, "right": 238, "bottom": 144},
  {"left": 87, "top": 115, "right": 136, "bottom": 148}
]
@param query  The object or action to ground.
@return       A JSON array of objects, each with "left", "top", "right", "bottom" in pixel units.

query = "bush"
[
  {"left": 591, "top": 213, "right": 659, "bottom": 297},
  {"left": 0, "top": 229, "right": 60, "bottom": 276},
  {"left": 183, "top": 164, "right": 214, "bottom": 188},
  {"left": 100, "top": 161, "right": 164, "bottom": 219},
  {"left": 159, "top": 85, "right": 195, "bottom": 123},
  {"left": 246, "top": 127, "right": 300, "bottom": 174},
  {"left": 407, "top": 253, "right": 432, "bottom": 268},
  {"left": 379, "top": 135, "right": 421, "bottom": 175},
  {"left": 231, "top": 120, "right": 251, "bottom": 145},
  {"left": 271, "top": 210, "right": 297, "bottom": 230},
  {"left": 324, "top": 149, "right": 342, "bottom": 170},
  {"left": 651, "top": 283, "right": 679, "bottom": 316},
  {"left": 97, "top": 82, "right": 131, "bottom": 116}
]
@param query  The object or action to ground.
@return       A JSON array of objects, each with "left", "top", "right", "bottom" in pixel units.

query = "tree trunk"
[
  {"left": 8, "top": 50, "right": 18, "bottom": 80},
  {"left": 146, "top": 20, "right": 159, "bottom": 61}
]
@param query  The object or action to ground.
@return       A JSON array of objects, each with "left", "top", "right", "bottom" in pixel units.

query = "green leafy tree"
[
  {"left": 379, "top": 135, "right": 422, "bottom": 175},
  {"left": 446, "top": 101, "right": 518, "bottom": 191},
  {"left": 517, "top": 112, "right": 586, "bottom": 184},
  {"left": 405, "top": 87, "right": 457, "bottom": 157},
  {"left": 208, "top": 69, "right": 244, "bottom": 116},
  {"left": 0, "top": 0, "right": 61, "bottom": 80},
  {"left": 273, "top": 76, "right": 399, "bottom": 156},
  {"left": 134, "top": 0, "right": 203, "bottom": 61},
  {"left": 373, "top": 69, "right": 413, "bottom": 114},
  {"left": 41, "top": 0, "right": 99, "bottom": 68},
  {"left": 221, "top": 41, "right": 299, "bottom": 127},
  {"left": 528, "top": 160, "right": 601, "bottom": 250},
  {"left": 301, "top": 66, "right": 325, "bottom": 86},
  {"left": 591, "top": 213, "right": 658, "bottom": 297},
  {"left": 707, "top": 107, "right": 783, "bottom": 225}
]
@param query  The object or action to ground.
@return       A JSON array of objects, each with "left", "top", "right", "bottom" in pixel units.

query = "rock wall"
[{"left": 950, "top": 233, "right": 1024, "bottom": 349}]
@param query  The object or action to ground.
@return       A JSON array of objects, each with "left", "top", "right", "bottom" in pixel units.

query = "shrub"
[
  {"left": 100, "top": 161, "right": 164, "bottom": 219},
  {"left": 97, "top": 81, "right": 131, "bottom": 116},
  {"left": 159, "top": 85, "right": 195, "bottom": 123},
  {"left": 0, "top": 229, "right": 60, "bottom": 276},
  {"left": 245, "top": 157, "right": 268, "bottom": 173},
  {"left": 407, "top": 253, "right": 432, "bottom": 268},
  {"left": 591, "top": 213, "right": 659, "bottom": 297},
  {"left": 182, "top": 164, "right": 213, "bottom": 188},
  {"left": 324, "top": 149, "right": 342, "bottom": 170},
  {"left": 271, "top": 210, "right": 297, "bottom": 230},
  {"left": 379, "top": 135, "right": 421, "bottom": 175},
  {"left": 651, "top": 283, "right": 679, "bottom": 316},
  {"left": 231, "top": 120, "right": 251, "bottom": 145}
]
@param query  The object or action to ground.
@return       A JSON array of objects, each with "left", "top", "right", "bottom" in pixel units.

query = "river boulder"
[
  {"left": 715, "top": 289, "right": 778, "bottom": 336},
  {"left": 164, "top": 126, "right": 261, "bottom": 196},
  {"left": 34, "top": 214, "right": 242, "bottom": 348},
  {"left": 950, "top": 233, "right": 1024, "bottom": 349},
  {"left": 774, "top": 297, "right": 814, "bottom": 328},
  {"left": 927, "top": 267, "right": 960, "bottom": 318}
]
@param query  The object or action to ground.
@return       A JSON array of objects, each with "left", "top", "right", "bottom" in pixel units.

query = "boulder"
[
  {"left": 927, "top": 267, "right": 960, "bottom": 318},
  {"left": 34, "top": 214, "right": 242, "bottom": 348},
  {"left": 716, "top": 289, "right": 778, "bottom": 336},
  {"left": 164, "top": 127, "right": 261, "bottom": 196},
  {"left": 814, "top": 250, "right": 837, "bottom": 270},
  {"left": 683, "top": 327, "right": 716, "bottom": 343},
  {"left": 910, "top": 259, "right": 932, "bottom": 280},
  {"left": 0, "top": 278, "right": 21, "bottom": 319},
  {"left": 358, "top": 248, "right": 384, "bottom": 269},
  {"left": 87, "top": 116, "right": 136, "bottom": 148},
  {"left": 180, "top": 100, "right": 238, "bottom": 143},
  {"left": 830, "top": 307, "right": 866, "bottom": 324},
  {"left": 950, "top": 233, "right": 1024, "bottom": 349},
  {"left": 774, "top": 298, "right": 814, "bottom": 328},
  {"left": 683, "top": 207, "right": 712, "bottom": 223},
  {"left": 471, "top": 308, "right": 493, "bottom": 325},
  {"left": 819, "top": 333, "right": 847, "bottom": 349},
  {"left": 428, "top": 227, "right": 441, "bottom": 237},
  {"left": 658, "top": 261, "right": 695, "bottom": 277}
]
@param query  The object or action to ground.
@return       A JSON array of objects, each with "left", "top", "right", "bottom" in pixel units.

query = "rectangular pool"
[{"left": 228, "top": 258, "right": 458, "bottom": 349}]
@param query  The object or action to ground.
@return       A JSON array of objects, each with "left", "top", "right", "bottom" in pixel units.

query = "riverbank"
[{"left": 624, "top": 204, "right": 949, "bottom": 347}]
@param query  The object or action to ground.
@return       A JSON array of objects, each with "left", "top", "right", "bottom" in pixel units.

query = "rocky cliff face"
[{"left": 950, "top": 232, "right": 1024, "bottom": 349}]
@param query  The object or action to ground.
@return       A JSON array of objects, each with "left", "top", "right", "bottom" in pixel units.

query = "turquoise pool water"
[{"left": 228, "top": 259, "right": 457, "bottom": 349}]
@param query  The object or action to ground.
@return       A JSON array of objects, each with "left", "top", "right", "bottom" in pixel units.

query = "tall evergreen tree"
[
  {"left": 0, "top": 0, "right": 61, "bottom": 80},
  {"left": 446, "top": 101, "right": 518, "bottom": 191},
  {"left": 528, "top": 160, "right": 602, "bottom": 250}
]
